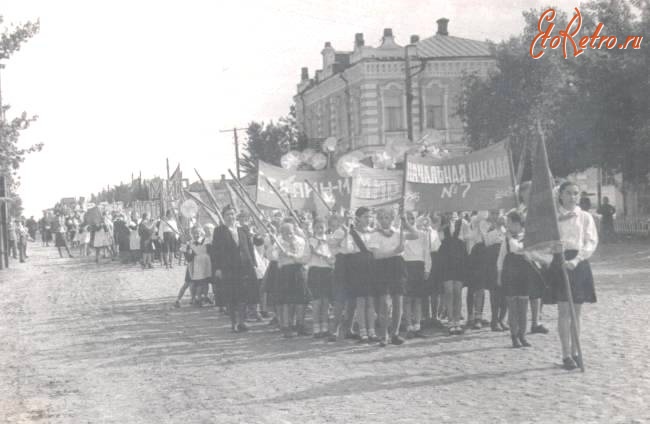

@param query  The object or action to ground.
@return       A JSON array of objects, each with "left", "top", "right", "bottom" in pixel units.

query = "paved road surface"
[{"left": 1, "top": 242, "right": 649, "bottom": 423}]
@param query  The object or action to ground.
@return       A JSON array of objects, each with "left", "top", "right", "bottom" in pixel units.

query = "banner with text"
[
  {"left": 257, "top": 161, "right": 351, "bottom": 211},
  {"left": 350, "top": 168, "right": 404, "bottom": 209},
  {"left": 405, "top": 141, "right": 517, "bottom": 212}
]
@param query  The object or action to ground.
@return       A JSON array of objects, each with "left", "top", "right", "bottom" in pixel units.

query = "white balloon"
[
  {"left": 300, "top": 148, "right": 317, "bottom": 163},
  {"left": 322, "top": 137, "right": 338, "bottom": 153},
  {"left": 310, "top": 152, "right": 328, "bottom": 170},
  {"left": 281, "top": 151, "right": 301, "bottom": 170}
]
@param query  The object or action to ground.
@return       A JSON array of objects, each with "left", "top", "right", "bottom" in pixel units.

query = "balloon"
[
  {"left": 336, "top": 155, "right": 362, "bottom": 177},
  {"left": 281, "top": 150, "right": 301, "bottom": 170},
  {"left": 322, "top": 137, "right": 338, "bottom": 153},
  {"left": 300, "top": 148, "right": 316, "bottom": 163},
  {"left": 321, "top": 190, "right": 336, "bottom": 207},
  {"left": 372, "top": 151, "right": 395, "bottom": 169},
  {"left": 310, "top": 152, "right": 328, "bottom": 170}
]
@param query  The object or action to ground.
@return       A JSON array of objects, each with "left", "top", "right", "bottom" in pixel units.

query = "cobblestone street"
[{"left": 1, "top": 242, "right": 649, "bottom": 424}]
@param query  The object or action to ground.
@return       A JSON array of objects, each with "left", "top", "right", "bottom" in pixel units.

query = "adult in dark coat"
[
  {"left": 113, "top": 214, "right": 131, "bottom": 262},
  {"left": 211, "top": 205, "right": 257, "bottom": 332}
]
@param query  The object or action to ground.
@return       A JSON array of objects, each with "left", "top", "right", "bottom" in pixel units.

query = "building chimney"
[
  {"left": 301, "top": 67, "right": 309, "bottom": 81},
  {"left": 410, "top": 34, "right": 420, "bottom": 44},
  {"left": 436, "top": 18, "right": 449, "bottom": 36},
  {"left": 379, "top": 28, "right": 401, "bottom": 49},
  {"left": 220, "top": 174, "right": 226, "bottom": 182},
  {"left": 354, "top": 33, "right": 365, "bottom": 48},
  {"left": 383, "top": 28, "right": 394, "bottom": 39},
  {"left": 324, "top": 41, "right": 332, "bottom": 48}
]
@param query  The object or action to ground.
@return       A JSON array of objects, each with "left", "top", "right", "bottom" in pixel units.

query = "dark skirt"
[
  {"left": 55, "top": 232, "right": 67, "bottom": 248},
  {"left": 502, "top": 253, "right": 546, "bottom": 298},
  {"left": 374, "top": 256, "right": 407, "bottom": 297},
  {"left": 405, "top": 260, "right": 427, "bottom": 298},
  {"left": 331, "top": 254, "right": 349, "bottom": 303},
  {"left": 545, "top": 250, "right": 596, "bottom": 304},
  {"left": 467, "top": 243, "right": 488, "bottom": 289},
  {"left": 427, "top": 251, "right": 442, "bottom": 294},
  {"left": 437, "top": 238, "right": 468, "bottom": 284},
  {"left": 346, "top": 251, "right": 374, "bottom": 298},
  {"left": 163, "top": 232, "right": 176, "bottom": 253},
  {"left": 484, "top": 244, "right": 502, "bottom": 291},
  {"left": 214, "top": 268, "right": 257, "bottom": 307},
  {"left": 308, "top": 266, "right": 333, "bottom": 301},
  {"left": 142, "top": 238, "right": 155, "bottom": 254},
  {"left": 276, "top": 263, "right": 311, "bottom": 305},
  {"left": 264, "top": 260, "right": 280, "bottom": 306}
]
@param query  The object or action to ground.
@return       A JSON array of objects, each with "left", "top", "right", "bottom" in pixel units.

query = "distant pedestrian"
[
  {"left": 53, "top": 214, "right": 74, "bottom": 258},
  {"left": 138, "top": 213, "right": 155, "bottom": 269},
  {"left": 597, "top": 196, "right": 616, "bottom": 243}
]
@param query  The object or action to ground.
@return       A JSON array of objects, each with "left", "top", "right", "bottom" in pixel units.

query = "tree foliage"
[
  {"left": 239, "top": 105, "right": 307, "bottom": 177},
  {"left": 0, "top": 16, "right": 41, "bottom": 216},
  {"left": 458, "top": 1, "right": 650, "bottom": 183}
]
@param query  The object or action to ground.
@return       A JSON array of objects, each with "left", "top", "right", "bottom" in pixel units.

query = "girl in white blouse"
[
  {"left": 548, "top": 181, "right": 598, "bottom": 370},
  {"left": 403, "top": 211, "right": 432, "bottom": 339}
]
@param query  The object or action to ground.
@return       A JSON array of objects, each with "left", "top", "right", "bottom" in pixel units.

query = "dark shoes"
[
  {"left": 562, "top": 357, "right": 578, "bottom": 370},
  {"left": 390, "top": 335, "right": 405, "bottom": 345},
  {"left": 173, "top": 301, "right": 181, "bottom": 308},
  {"left": 511, "top": 335, "right": 522, "bottom": 348},
  {"left": 531, "top": 324, "right": 549, "bottom": 334},
  {"left": 519, "top": 335, "right": 531, "bottom": 347},
  {"left": 345, "top": 332, "right": 361, "bottom": 340},
  {"left": 572, "top": 355, "right": 582, "bottom": 369}
]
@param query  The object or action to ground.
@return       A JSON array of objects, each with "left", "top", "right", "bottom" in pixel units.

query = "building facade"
[{"left": 294, "top": 19, "right": 496, "bottom": 155}]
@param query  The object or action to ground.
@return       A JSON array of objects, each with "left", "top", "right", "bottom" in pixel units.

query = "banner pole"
[
  {"left": 227, "top": 180, "right": 287, "bottom": 254},
  {"left": 263, "top": 176, "right": 302, "bottom": 227},
  {"left": 193, "top": 169, "right": 224, "bottom": 224},
  {"left": 400, "top": 152, "right": 409, "bottom": 214},
  {"left": 228, "top": 169, "right": 266, "bottom": 220},
  {"left": 506, "top": 138, "right": 520, "bottom": 207},
  {"left": 536, "top": 120, "right": 585, "bottom": 372},
  {"left": 304, "top": 179, "right": 333, "bottom": 214},
  {"left": 183, "top": 189, "right": 222, "bottom": 226}
]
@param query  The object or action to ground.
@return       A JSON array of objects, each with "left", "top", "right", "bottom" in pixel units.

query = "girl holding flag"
[
  {"left": 403, "top": 211, "right": 431, "bottom": 339},
  {"left": 547, "top": 181, "right": 598, "bottom": 370},
  {"left": 307, "top": 217, "right": 334, "bottom": 338}
]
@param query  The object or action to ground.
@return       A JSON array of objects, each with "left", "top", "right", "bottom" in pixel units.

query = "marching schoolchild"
[
  {"left": 367, "top": 208, "right": 419, "bottom": 347},
  {"left": 438, "top": 212, "right": 469, "bottom": 335},
  {"left": 307, "top": 217, "right": 334, "bottom": 338},
  {"left": 403, "top": 211, "right": 432, "bottom": 338},
  {"left": 276, "top": 221, "right": 311, "bottom": 338}
]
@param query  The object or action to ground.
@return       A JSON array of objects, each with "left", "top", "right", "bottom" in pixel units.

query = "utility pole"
[
  {"left": 0, "top": 63, "right": 8, "bottom": 269},
  {"left": 404, "top": 43, "right": 415, "bottom": 142},
  {"left": 220, "top": 127, "right": 247, "bottom": 180}
]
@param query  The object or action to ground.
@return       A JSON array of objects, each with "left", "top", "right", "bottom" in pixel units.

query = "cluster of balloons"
[{"left": 280, "top": 137, "right": 338, "bottom": 171}]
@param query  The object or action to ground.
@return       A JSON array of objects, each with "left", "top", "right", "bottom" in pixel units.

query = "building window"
[
  {"left": 425, "top": 87, "right": 445, "bottom": 130},
  {"left": 383, "top": 89, "right": 403, "bottom": 131}
]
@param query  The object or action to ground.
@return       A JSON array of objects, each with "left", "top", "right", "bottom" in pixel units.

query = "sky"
[{"left": 2, "top": 0, "right": 574, "bottom": 218}]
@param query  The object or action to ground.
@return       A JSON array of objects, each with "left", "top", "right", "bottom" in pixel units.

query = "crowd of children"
[{"left": 176, "top": 180, "right": 599, "bottom": 371}]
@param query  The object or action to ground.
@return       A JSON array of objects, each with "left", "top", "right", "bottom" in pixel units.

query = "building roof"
[{"left": 416, "top": 34, "right": 491, "bottom": 58}]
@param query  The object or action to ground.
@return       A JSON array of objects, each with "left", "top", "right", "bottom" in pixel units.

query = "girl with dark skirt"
[
  {"left": 53, "top": 214, "right": 74, "bottom": 258},
  {"left": 367, "top": 208, "right": 419, "bottom": 347},
  {"left": 138, "top": 214, "right": 155, "bottom": 269},
  {"left": 175, "top": 226, "right": 212, "bottom": 308},
  {"left": 348, "top": 207, "right": 377, "bottom": 343},
  {"left": 276, "top": 222, "right": 311, "bottom": 338},
  {"left": 546, "top": 181, "right": 598, "bottom": 370},
  {"left": 465, "top": 211, "right": 489, "bottom": 329},
  {"left": 484, "top": 212, "right": 507, "bottom": 331},
  {"left": 307, "top": 217, "right": 334, "bottom": 338},
  {"left": 438, "top": 213, "right": 469, "bottom": 335},
  {"left": 497, "top": 211, "right": 545, "bottom": 348},
  {"left": 424, "top": 215, "right": 443, "bottom": 326},
  {"left": 403, "top": 211, "right": 431, "bottom": 339},
  {"left": 327, "top": 214, "right": 358, "bottom": 342}
]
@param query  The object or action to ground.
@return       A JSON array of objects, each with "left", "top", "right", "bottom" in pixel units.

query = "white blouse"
[
  {"left": 367, "top": 229, "right": 401, "bottom": 257},
  {"left": 496, "top": 231, "right": 524, "bottom": 272},
  {"left": 404, "top": 230, "right": 432, "bottom": 273},
  {"left": 278, "top": 235, "right": 307, "bottom": 267},
  {"left": 308, "top": 236, "right": 334, "bottom": 268},
  {"left": 557, "top": 205, "right": 598, "bottom": 262}
]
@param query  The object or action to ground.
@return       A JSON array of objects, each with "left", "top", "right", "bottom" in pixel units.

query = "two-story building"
[{"left": 294, "top": 19, "right": 496, "bottom": 155}]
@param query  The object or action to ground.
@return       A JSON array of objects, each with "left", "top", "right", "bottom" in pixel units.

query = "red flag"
[{"left": 523, "top": 124, "right": 560, "bottom": 250}]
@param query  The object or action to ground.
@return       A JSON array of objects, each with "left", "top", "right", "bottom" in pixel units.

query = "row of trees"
[
  {"left": 459, "top": 0, "right": 650, "bottom": 185},
  {"left": 1, "top": 16, "right": 41, "bottom": 217}
]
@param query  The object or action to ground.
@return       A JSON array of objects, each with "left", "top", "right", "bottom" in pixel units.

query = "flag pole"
[
  {"left": 506, "top": 138, "right": 520, "bottom": 206},
  {"left": 183, "top": 189, "right": 222, "bottom": 226},
  {"left": 228, "top": 169, "right": 266, "bottom": 220},
  {"left": 304, "top": 179, "right": 333, "bottom": 214},
  {"left": 536, "top": 120, "right": 585, "bottom": 372},
  {"left": 263, "top": 176, "right": 302, "bottom": 227},
  {"left": 194, "top": 169, "right": 224, "bottom": 224}
]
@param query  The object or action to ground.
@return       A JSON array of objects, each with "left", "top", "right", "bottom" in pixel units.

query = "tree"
[
  {"left": 458, "top": 1, "right": 649, "bottom": 182},
  {"left": 239, "top": 105, "right": 307, "bottom": 177},
  {"left": 1, "top": 16, "right": 41, "bottom": 217}
]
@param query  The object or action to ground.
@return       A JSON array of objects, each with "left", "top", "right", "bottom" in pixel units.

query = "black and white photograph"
[{"left": 0, "top": 1, "right": 648, "bottom": 422}]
